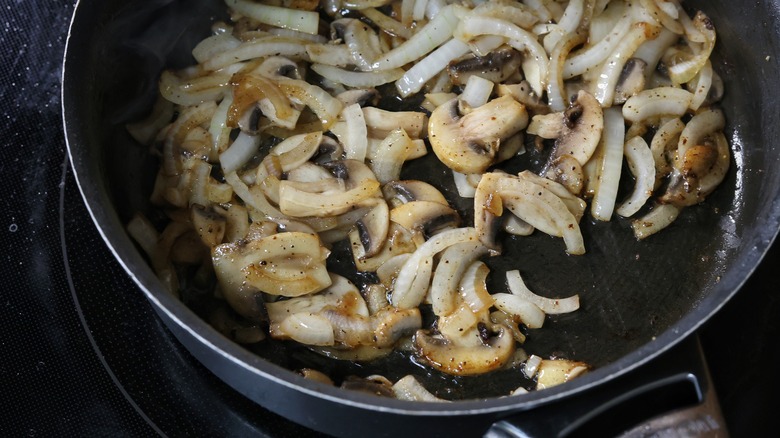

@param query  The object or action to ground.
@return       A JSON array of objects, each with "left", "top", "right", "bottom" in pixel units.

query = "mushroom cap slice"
[
  {"left": 428, "top": 95, "right": 528, "bottom": 174},
  {"left": 547, "top": 90, "right": 604, "bottom": 168},
  {"left": 414, "top": 325, "right": 516, "bottom": 376}
]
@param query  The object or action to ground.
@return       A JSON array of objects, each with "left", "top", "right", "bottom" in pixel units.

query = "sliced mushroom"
[
  {"left": 362, "top": 107, "right": 427, "bottom": 140},
  {"left": 266, "top": 273, "right": 369, "bottom": 337},
  {"left": 473, "top": 172, "right": 505, "bottom": 253},
  {"left": 613, "top": 58, "right": 648, "bottom": 104},
  {"left": 390, "top": 200, "right": 461, "bottom": 242},
  {"left": 372, "top": 307, "right": 422, "bottom": 348},
  {"left": 496, "top": 81, "right": 550, "bottom": 115},
  {"left": 382, "top": 180, "right": 450, "bottom": 208},
  {"left": 534, "top": 358, "right": 590, "bottom": 390},
  {"left": 242, "top": 231, "right": 332, "bottom": 297},
  {"left": 191, "top": 204, "right": 227, "bottom": 247},
  {"left": 447, "top": 47, "right": 524, "bottom": 86},
  {"left": 429, "top": 95, "right": 529, "bottom": 174},
  {"left": 414, "top": 324, "right": 515, "bottom": 376},
  {"left": 351, "top": 199, "right": 390, "bottom": 259},
  {"left": 531, "top": 90, "right": 604, "bottom": 172}
]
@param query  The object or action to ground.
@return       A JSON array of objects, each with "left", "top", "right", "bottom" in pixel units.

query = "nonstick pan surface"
[{"left": 62, "top": 0, "right": 780, "bottom": 435}]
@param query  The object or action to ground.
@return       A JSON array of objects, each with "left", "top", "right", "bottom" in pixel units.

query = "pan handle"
[{"left": 484, "top": 335, "right": 728, "bottom": 438}]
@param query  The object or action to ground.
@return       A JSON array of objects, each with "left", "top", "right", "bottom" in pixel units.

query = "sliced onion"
[
  {"left": 459, "top": 261, "right": 495, "bottom": 314},
  {"left": 617, "top": 135, "right": 655, "bottom": 217},
  {"left": 506, "top": 270, "right": 579, "bottom": 314},
  {"left": 226, "top": 0, "right": 319, "bottom": 34},
  {"left": 493, "top": 294, "right": 545, "bottom": 329},
  {"left": 622, "top": 87, "right": 693, "bottom": 124},
  {"left": 563, "top": 11, "right": 632, "bottom": 79},
  {"left": 312, "top": 64, "right": 405, "bottom": 89},
  {"left": 203, "top": 37, "right": 308, "bottom": 71},
  {"left": 592, "top": 22, "right": 661, "bottom": 107},
  {"left": 392, "top": 375, "right": 447, "bottom": 402},
  {"left": 371, "top": 128, "right": 416, "bottom": 184},
  {"left": 591, "top": 107, "right": 625, "bottom": 221},
  {"left": 395, "top": 39, "right": 470, "bottom": 98},
  {"left": 219, "top": 131, "right": 260, "bottom": 174},
  {"left": 338, "top": 103, "right": 369, "bottom": 162},
  {"left": 391, "top": 227, "right": 479, "bottom": 309},
  {"left": 372, "top": 4, "right": 463, "bottom": 71},
  {"left": 631, "top": 203, "right": 681, "bottom": 239},
  {"left": 455, "top": 15, "right": 548, "bottom": 96},
  {"left": 280, "top": 313, "right": 336, "bottom": 346},
  {"left": 429, "top": 241, "right": 489, "bottom": 316}
]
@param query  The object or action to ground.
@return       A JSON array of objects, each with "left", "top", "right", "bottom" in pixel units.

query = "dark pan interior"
[{"left": 63, "top": 0, "right": 780, "bottom": 414}]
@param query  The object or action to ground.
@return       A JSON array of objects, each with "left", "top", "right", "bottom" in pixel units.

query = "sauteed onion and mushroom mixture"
[{"left": 126, "top": 0, "right": 729, "bottom": 400}]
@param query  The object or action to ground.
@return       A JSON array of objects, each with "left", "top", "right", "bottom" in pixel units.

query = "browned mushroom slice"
[
  {"left": 447, "top": 47, "right": 524, "bottom": 86},
  {"left": 372, "top": 307, "right": 422, "bottom": 348},
  {"left": 613, "top": 58, "right": 648, "bottom": 104},
  {"left": 534, "top": 358, "right": 590, "bottom": 390},
  {"left": 351, "top": 200, "right": 390, "bottom": 259},
  {"left": 266, "top": 273, "right": 369, "bottom": 338},
  {"left": 382, "top": 180, "right": 450, "bottom": 208},
  {"left": 362, "top": 107, "right": 427, "bottom": 139},
  {"left": 496, "top": 81, "right": 550, "bottom": 115},
  {"left": 191, "top": 204, "right": 227, "bottom": 247},
  {"left": 213, "top": 231, "right": 332, "bottom": 319},
  {"left": 414, "top": 324, "right": 515, "bottom": 376},
  {"left": 390, "top": 200, "right": 461, "bottom": 241},
  {"left": 428, "top": 95, "right": 528, "bottom": 174},
  {"left": 529, "top": 90, "right": 604, "bottom": 172},
  {"left": 660, "top": 108, "right": 729, "bottom": 207},
  {"left": 350, "top": 222, "right": 416, "bottom": 273},
  {"left": 473, "top": 172, "right": 505, "bottom": 253},
  {"left": 278, "top": 160, "right": 381, "bottom": 217}
]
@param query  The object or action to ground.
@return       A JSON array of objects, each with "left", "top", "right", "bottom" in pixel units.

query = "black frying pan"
[{"left": 62, "top": 0, "right": 780, "bottom": 436}]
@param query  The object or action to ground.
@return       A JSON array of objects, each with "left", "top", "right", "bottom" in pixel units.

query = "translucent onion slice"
[
  {"left": 492, "top": 293, "right": 545, "bottom": 329},
  {"left": 688, "top": 60, "right": 713, "bottom": 111},
  {"left": 590, "top": 107, "right": 625, "bottom": 222},
  {"left": 280, "top": 313, "right": 335, "bottom": 346},
  {"left": 371, "top": 128, "right": 416, "bottom": 184},
  {"left": 455, "top": 15, "right": 548, "bottom": 96},
  {"left": 459, "top": 261, "right": 495, "bottom": 314},
  {"left": 395, "top": 39, "right": 470, "bottom": 98},
  {"left": 592, "top": 22, "right": 661, "bottom": 107},
  {"left": 617, "top": 135, "right": 655, "bottom": 217},
  {"left": 305, "top": 44, "right": 353, "bottom": 67},
  {"left": 225, "top": 0, "right": 319, "bottom": 34},
  {"left": 193, "top": 32, "right": 242, "bottom": 64},
  {"left": 429, "top": 241, "right": 489, "bottom": 316},
  {"left": 631, "top": 203, "right": 681, "bottom": 239},
  {"left": 278, "top": 176, "right": 379, "bottom": 217},
  {"left": 506, "top": 270, "right": 579, "bottom": 315},
  {"left": 203, "top": 37, "right": 309, "bottom": 71},
  {"left": 622, "top": 87, "right": 693, "bottom": 124},
  {"left": 338, "top": 103, "right": 369, "bottom": 162},
  {"left": 270, "top": 131, "right": 323, "bottom": 172},
  {"left": 219, "top": 131, "right": 260, "bottom": 174},
  {"left": 275, "top": 77, "right": 344, "bottom": 129},
  {"left": 391, "top": 227, "right": 479, "bottom": 309},
  {"left": 371, "top": 5, "right": 464, "bottom": 71},
  {"left": 360, "top": 9, "right": 412, "bottom": 39},
  {"left": 563, "top": 11, "right": 631, "bottom": 79},
  {"left": 392, "top": 376, "right": 447, "bottom": 402},
  {"left": 666, "top": 11, "right": 716, "bottom": 84},
  {"left": 312, "top": 64, "right": 405, "bottom": 88},
  {"left": 159, "top": 69, "right": 231, "bottom": 106}
]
